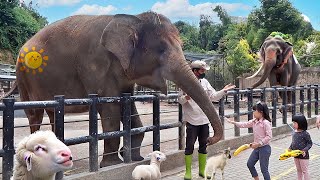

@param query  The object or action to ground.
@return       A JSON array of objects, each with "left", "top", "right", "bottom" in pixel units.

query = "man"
[{"left": 178, "top": 60, "right": 235, "bottom": 180}]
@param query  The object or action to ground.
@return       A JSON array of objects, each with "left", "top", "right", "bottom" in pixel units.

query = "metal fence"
[{"left": 0, "top": 84, "right": 319, "bottom": 180}]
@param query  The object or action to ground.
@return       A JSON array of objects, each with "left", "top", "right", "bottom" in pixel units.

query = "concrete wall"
[{"left": 64, "top": 116, "right": 317, "bottom": 180}]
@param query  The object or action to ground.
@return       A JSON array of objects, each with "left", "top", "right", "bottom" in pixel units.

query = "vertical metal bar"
[
  {"left": 54, "top": 95, "right": 65, "bottom": 141},
  {"left": 271, "top": 86, "right": 277, "bottom": 127},
  {"left": 54, "top": 96, "right": 65, "bottom": 180},
  {"left": 89, "top": 94, "right": 98, "bottom": 172},
  {"left": 282, "top": 87, "right": 287, "bottom": 124},
  {"left": 219, "top": 98, "right": 225, "bottom": 140},
  {"left": 300, "top": 86, "right": 305, "bottom": 114},
  {"left": 122, "top": 93, "right": 132, "bottom": 163},
  {"left": 247, "top": 88, "right": 253, "bottom": 133},
  {"left": 260, "top": 87, "right": 266, "bottom": 102},
  {"left": 307, "top": 85, "right": 311, "bottom": 118},
  {"left": 2, "top": 98, "right": 15, "bottom": 180},
  {"left": 291, "top": 86, "right": 296, "bottom": 116},
  {"left": 234, "top": 88, "right": 240, "bottom": 136},
  {"left": 153, "top": 94, "right": 160, "bottom": 151},
  {"left": 178, "top": 104, "right": 185, "bottom": 150},
  {"left": 315, "top": 85, "right": 319, "bottom": 115}
]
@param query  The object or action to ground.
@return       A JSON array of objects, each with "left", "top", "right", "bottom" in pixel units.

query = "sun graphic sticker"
[{"left": 18, "top": 46, "right": 48, "bottom": 75}]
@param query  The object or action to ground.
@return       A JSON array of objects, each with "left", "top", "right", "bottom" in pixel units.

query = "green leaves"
[{"left": 0, "top": 1, "right": 47, "bottom": 63}]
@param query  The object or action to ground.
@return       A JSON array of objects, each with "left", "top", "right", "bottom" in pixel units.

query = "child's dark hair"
[
  {"left": 292, "top": 114, "right": 308, "bottom": 130},
  {"left": 253, "top": 101, "right": 271, "bottom": 122}
]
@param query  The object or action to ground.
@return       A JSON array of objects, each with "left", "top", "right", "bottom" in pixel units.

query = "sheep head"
[
  {"left": 148, "top": 151, "right": 166, "bottom": 163},
  {"left": 15, "top": 130, "right": 73, "bottom": 178}
]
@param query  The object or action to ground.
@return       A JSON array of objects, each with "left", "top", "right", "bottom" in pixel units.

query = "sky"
[{"left": 21, "top": 0, "right": 320, "bottom": 30}]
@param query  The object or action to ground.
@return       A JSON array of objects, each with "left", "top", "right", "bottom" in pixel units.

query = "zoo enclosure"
[{"left": 0, "top": 84, "right": 319, "bottom": 180}]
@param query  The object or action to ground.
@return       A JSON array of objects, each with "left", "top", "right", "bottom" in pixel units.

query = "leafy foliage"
[{"left": 0, "top": 0, "right": 47, "bottom": 63}]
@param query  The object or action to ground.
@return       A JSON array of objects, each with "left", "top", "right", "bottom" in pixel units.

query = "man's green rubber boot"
[
  {"left": 198, "top": 153, "right": 211, "bottom": 179},
  {"left": 184, "top": 154, "right": 192, "bottom": 180}
]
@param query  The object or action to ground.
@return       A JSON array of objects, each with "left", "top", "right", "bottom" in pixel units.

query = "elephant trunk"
[
  {"left": 165, "top": 63, "right": 223, "bottom": 145},
  {"left": 251, "top": 48, "right": 277, "bottom": 88}
]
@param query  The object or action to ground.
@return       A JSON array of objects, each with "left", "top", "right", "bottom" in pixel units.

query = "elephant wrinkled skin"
[
  {"left": 13, "top": 12, "right": 223, "bottom": 167},
  {"left": 247, "top": 37, "right": 301, "bottom": 102}
]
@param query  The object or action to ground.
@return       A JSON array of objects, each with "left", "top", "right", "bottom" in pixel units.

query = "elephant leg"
[
  {"left": 99, "top": 104, "right": 122, "bottom": 167},
  {"left": 119, "top": 102, "right": 144, "bottom": 161},
  {"left": 25, "top": 109, "right": 44, "bottom": 133},
  {"left": 45, "top": 109, "right": 55, "bottom": 132}
]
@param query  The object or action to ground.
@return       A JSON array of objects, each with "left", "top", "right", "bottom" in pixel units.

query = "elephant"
[
  {"left": 247, "top": 36, "right": 301, "bottom": 103},
  {"left": 10, "top": 12, "right": 223, "bottom": 167}
]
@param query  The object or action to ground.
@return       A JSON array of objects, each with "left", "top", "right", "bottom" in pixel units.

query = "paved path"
[{"left": 162, "top": 127, "right": 320, "bottom": 180}]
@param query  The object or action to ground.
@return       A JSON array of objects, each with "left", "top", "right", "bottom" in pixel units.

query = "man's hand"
[
  {"left": 223, "top": 84, "right": 236, "bottom": 93},
  {"left": 226, "top": 117, "right": 235, "bottom": 124}
]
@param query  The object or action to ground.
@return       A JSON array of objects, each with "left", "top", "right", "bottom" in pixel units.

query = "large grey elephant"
[
  {"left": 247, "top": 36, "right": 301, "bottom": 102},
  {"left": 11, "top": 12, "right": 223, "bottom": 167}
]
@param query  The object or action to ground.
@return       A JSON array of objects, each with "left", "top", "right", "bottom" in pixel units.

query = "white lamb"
[
  {"left": 11, "top": 130, "right": 73, "bottom": 180},
  {"left": 132, "top": 151, "right": 166, "bottom": 180},
  {"left": 205, "top": 147, "right": 231, "bottom": 180}
]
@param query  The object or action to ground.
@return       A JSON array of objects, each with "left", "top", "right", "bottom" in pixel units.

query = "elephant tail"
[{"left": 0, "top": 81, "right": 17, "bottom": 100}]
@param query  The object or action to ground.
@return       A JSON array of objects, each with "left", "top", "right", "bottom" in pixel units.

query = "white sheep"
[
  {"left": 205, "top": 147, "right": 231, "bottom": 180},
  {"left": 11, "top": 130, "right": 73, "bottom": 180},
  {"left": 132, "top": 151, "right": 166, "bottom": 180}
]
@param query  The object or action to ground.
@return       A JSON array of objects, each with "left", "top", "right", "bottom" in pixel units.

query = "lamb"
[
  {"left": 11, "top": 130, "right": 73, "bottom": 180},
  {"left": 205, "top": 147, "right": 231, "bottom": 180},
  {"left": 132, "top": 151, "right": 166, "bottom": 180}
]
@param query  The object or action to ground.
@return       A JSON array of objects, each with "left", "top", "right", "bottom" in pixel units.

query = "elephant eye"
[{"left": 157, "top": 41, "right": 167, "bottom": 54}]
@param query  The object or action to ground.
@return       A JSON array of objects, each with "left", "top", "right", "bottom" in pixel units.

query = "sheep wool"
[
  {"left": 132, "top": 151, "right": 166, "bottom": 180},
  {"left": 11, "top": 130, "right": 73, "bottom": 180}
]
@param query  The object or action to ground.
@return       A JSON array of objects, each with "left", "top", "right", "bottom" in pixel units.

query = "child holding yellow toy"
[
  {"left": 227, "top": 101, "right": 272, "bottom": 180},
  {"left": 289, "top": 114, "right": 313, "bottom": 180}
]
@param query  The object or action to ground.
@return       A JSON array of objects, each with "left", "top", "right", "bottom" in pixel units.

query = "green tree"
[
  {"left": 247, "top": 0, "right": 313, "bottom": 44},
  {"left": 0, "top": 0, "right": 47, "bottom": 63}
]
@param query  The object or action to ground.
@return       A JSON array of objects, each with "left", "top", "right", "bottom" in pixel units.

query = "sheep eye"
[{"left": 35, "top": 145, "right": 46, "bottom": 152}]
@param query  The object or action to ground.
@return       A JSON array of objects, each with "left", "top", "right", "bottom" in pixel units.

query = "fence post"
[
  {"left": 291, "top": 86, "right": 296, "bottom": 116},
  {"left": 178, "top": 104, "right": 185, "bottom": 150},
  {"left": 122, "top": 93, "right": 132, "bottom": 163},
  {"left": 247, "top": 88, "right": 253, "bottom": 133},
  {"left": 153, "top": 94, "right": 160, "bottom": 151},
  {"left": 89, "top": 94, "right": 98, "bottom": 172},
  {"left": 307, "top": 85, "right": 312, "bottom": 118},
  {"left": 315, "top": 85, "right": 319, "bottom": 115},
  {"left": 2, "top": 98, "right": 15, "bottom": 180},
  {"left": 54, "top": 95, "right": 65, "bottom": 180},
  {"left": 271, "top": 86, "right": 277, "bottom": 127},
  {"left": 300, "top": 86, "right": 305, "bottom": 114},
  {"left": 260, "top": 87, "right": 266, "bottom": 102},
  {"left": 219, "top": 98, "right": 225, "bottom": 140},
  {"left": 282, "top": 87, "right": 287, "bottom": 124},
  {"left": 234, "top": 88, "right": 240, "bottom": 137}
]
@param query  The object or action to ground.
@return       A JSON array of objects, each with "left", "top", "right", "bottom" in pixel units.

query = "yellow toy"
[
  {"left": 233, "top": 144, "right": 251, "bottom": 156},
  {"left": 279, "top": 149, "right": 303, "bottom": 160}
]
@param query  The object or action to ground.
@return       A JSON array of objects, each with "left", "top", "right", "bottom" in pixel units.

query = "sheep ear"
[{"left": 24, "top": 154, "right": 32, "bottom": 171}]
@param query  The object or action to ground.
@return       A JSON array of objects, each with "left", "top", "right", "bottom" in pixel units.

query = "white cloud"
[
  {"left": 72, "top": 4, "right": 117, "bottom": 15},
  {"left": 22, "top": 0, "right": 82, "bottom": 7},
  {"left": 122, "top": 6, "right": 133, "bottom": 11},
  {"left": 151, "top": 0, "right": 251, "bottom": 20},
  {"left": 301, "top": 14, "right": 311, "bottom": 22}
]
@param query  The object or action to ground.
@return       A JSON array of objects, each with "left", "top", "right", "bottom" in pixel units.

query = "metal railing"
[{"left": 0, "top": 85, "right": 319, "bottom": 179}]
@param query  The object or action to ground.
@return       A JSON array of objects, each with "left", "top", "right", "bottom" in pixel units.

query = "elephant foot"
[
  {"left": 100, "top": 156, "right": 123, "bottom": 167},
  {"left": 119, "top": 147, "right": 144, "bottom": 161}
]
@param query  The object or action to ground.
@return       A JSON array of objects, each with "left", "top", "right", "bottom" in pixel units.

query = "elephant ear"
[
  {"left": 259, "top": 41, "right": 267, "bottom": 63},
  {"left": 282, "top": 42, "right": 293, "bottom": 64},
  {"left": 100, "top": 14, "right": 142, "bottom": 78}
]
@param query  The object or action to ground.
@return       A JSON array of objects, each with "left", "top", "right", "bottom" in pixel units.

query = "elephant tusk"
[{"left": 246, "top": 64, "right": 263, "bottom": 79}]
